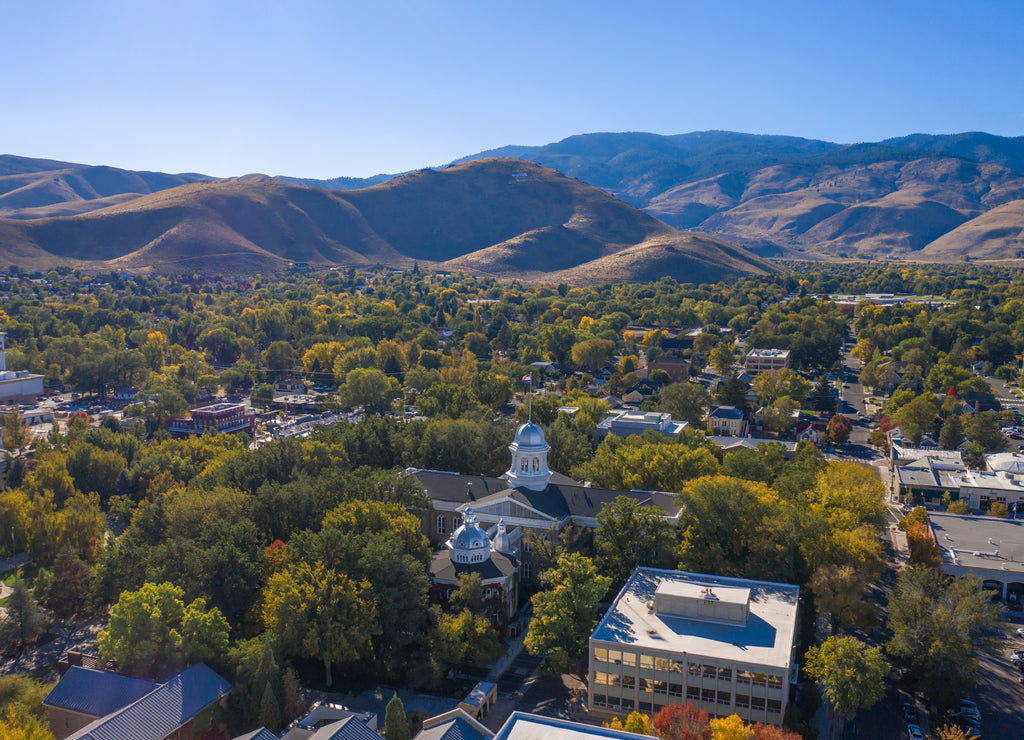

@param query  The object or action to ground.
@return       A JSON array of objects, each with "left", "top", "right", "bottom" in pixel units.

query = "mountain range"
[
  {"left": 0, "top": 158, "right": 774, "bottom": 284},
  {"left": 2, "top": 130, "right": 1024, "bottom": 279}
]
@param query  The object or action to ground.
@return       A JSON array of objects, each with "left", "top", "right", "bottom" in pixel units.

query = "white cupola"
[
  {"left": 504, "top": 421, "right": 551, "bottom": 491},
  {"left": 447, "top": 507, "right": 492, "bottom": 564}
]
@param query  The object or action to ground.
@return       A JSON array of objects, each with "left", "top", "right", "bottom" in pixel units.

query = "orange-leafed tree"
[{"left": 652, "top": 702, "right": 711, "bottom": 740}]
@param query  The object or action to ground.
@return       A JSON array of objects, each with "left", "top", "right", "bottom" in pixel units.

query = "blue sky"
[{"left": 2, "top": 1, "right": 1022, "bottom": 178}]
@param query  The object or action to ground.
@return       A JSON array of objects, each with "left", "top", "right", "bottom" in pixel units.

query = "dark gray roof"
[
  {"left": 414, "top": 470, "right": 679, "bottom": 521},
  {"left": 470, "top": 483, "right": 679, "bottom": 520},
  {"left": 66, "top": 663, "right": 232, "bottom": 740},
  {"left": 430, "top": 549, "right": 518, "bottom": 583},
  {"left": 44, "top": 667, "right": 157, "bottom": 718}
]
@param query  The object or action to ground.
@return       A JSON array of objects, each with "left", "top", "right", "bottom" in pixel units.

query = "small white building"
[
  {"left": 588, "top": 568, "right": 799, "bottom": 725},
  {"left": 594, "top": 411, "right": 688, "bottom": 442},
  {"left": 0, "top": 332, "right": 43, "bottom": 404}
]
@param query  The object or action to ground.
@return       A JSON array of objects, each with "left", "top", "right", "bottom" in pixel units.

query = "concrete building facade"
[{"left": 588, "top": 568, "right": 799, "bottom": 726}]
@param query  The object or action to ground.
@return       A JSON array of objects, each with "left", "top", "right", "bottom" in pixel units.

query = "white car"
[{"left": 1016, "top": 627, "right": 1024, "bottom": 637}]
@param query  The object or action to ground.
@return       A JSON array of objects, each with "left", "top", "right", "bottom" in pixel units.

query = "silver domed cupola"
[
  {"left": 503, "top": 421, "right": 551, "bottom": 491},
  {"left": 448, "top": 507, "right": 492, "bottom": 564}
]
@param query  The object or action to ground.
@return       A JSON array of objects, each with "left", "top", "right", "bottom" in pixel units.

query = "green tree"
[
  {"left": 676, "top": 476, "right": 794, "bottom": 581},
  {"left": 262, "top": 562, "right": 379, "bottom": 687},
  {"left": 262, "top": 341, "right": 296, "bottom": 374},
  {"left": 384, "top": 692, "right": 411, "bottom": 740},
  {"left": 524, "top": 553, "right": 611, "bottom": 675},
  {"left": 963, "top": 411, "right": 1007, "bottom": 452},
  {"left": 571, "top": 339, "right": 615, "bottom": 372},
  {"left": 710, "top": 340, "right": 737, "bottom": 375},
  {"left": 895, "top": 394, "right": 939, "bottom": 445},
  {"left": 805, "top": 635, "right": 888, "bottom": 738},
  {"left": 595, "top": 496, "right": 673, "bottom": 586},
  {"left": 886, "top": 567, "right": 1001, "bottom": 708},
  {"left": 0, "top": 581, "right": 44, "bottom": 653},
  {"left": 810, "top": 565, "right": 877, "bottom": 635},
  {"left": 258, "top": 680, "right": 282, "bottom": 734},
  {"left": 43, "top": 550, "right": 94, "bottom": 619},
  {"left": 1, "top": 411, "right": 30, "bottom": 458},
  {"left": 657, "top": 382, "right": 713, "bottom": 425},
  {"left": 339, "top": 367, "right": 402, "bottom": 415},
  {"left": 98, "top": 582, "right": 229, "bottom": 679},
  {"left": 939, "top": 413, "right": 965, "bottom": 450},
  {"left": 752, "top": 369, "right": 810, "bottom": 407}
]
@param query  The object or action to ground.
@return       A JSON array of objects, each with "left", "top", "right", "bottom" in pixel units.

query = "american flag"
[{"left": 522, "top": 373, "right": 532, "bottom": 384}]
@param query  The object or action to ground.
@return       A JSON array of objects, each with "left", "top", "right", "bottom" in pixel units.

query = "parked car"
[
  {"left": 906, "top": 724, "right": 924, "bottom": 740},
  {"left": 901, "top": 702, "right": 916, "bottom": 723}
]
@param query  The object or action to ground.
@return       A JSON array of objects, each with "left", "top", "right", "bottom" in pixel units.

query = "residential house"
[{"left": 705, "top": 406, "right": 747, "bottom": 437}]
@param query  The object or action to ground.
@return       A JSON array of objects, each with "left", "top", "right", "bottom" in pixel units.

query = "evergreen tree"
[
  {"left": 281, "top": 667, "right": 305, "bottom": 724},
  {"left": 384, "top": 692, "right": 411, "bottom": 740},
  {"left": 938, "top": 413, "right": 964, "bottom": 451},
  {"left": 0, "top": 580, "right": 44, "bottom": 651},
  {"left": 258, "top": 680, "right": 282, "bottom": 733}
]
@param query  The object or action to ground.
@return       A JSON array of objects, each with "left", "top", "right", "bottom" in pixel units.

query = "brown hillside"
[
  {"left": 0, "top": 159, "right": 774, "bottom": 282},
  {"left": 0, "top": 157, "right": 208, "bottom": 217},
  {"left": 920, "top": 200, "right": 1024, "bottom": 259}
]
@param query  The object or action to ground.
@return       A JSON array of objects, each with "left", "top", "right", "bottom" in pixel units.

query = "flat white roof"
[
  {"left": 591, "top": 568, "right": 799, "bottom": 670},
  {"left": 494, "top": 713, "right": 652, "bottom": 740},
  {"left": 930, "top": 513, "right": 1024, "bottom": 574}
]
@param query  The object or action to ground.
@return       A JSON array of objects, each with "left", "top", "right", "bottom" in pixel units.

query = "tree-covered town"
[{"left": 0, "top": 262, "right": 1022, "bottom": 740}]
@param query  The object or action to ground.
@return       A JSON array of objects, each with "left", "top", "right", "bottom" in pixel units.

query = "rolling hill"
[
  {"left": 0, "top": 155, "right": 210, "bottom": 219},
  {"left": 0, "top": 159, "right": 776, "bottom": 284}
]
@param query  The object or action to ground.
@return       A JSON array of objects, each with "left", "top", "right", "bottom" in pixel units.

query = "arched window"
[
  {"left": 436, "top": 515, "right": 445, "bottom": 535},
  {"left": 521, "top": 458, "right": 528, "bottom": 472},
  {"left": 532, "top": 457, "right": 539, "bottom": 471}
]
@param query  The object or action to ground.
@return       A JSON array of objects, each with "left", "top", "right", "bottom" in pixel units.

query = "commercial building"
[
  {"left": 588, "top": 568, "right": 799, "bottom": 725},
  {"left": 0, "top": 332, "right": 44, "bottom": 404},
  {"left": 929, "top": 513, "right": 1024, "bottom": 605},
  {"left": 594, "top": 410, "right": 688, "bottom": 442},
  {"left": 743, "top": 349, "right": 790, "bottom": 375},
  {"left": 169, "top": 402, "right": 256, "bottom": 437}
]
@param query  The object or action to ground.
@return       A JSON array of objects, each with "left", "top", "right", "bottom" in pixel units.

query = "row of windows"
[
  {"left": 590, "top": 693, "right": 782, "bottom": 715},
  {"left": 436, "top": 515, "right": 463, "bottom": 535},
  {"left": 593, "top": 650, "right": 782, "bottom": 689}
]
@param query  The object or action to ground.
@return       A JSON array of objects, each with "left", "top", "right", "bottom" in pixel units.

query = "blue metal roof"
[
  {"left": 44, "top": 667, "right": 158, "bottom": 718},
  {"left": 416, "top": 715, "right": 492, "bottom": 740},
  {"left": 232, "top": 729, "right": 280, "bottom": 740},
  {"left": 66, "top": 663, "right": 232, "bottom": 740},
  {"left": 309, "top": 717, "right": 382, "bottom": 740}
]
